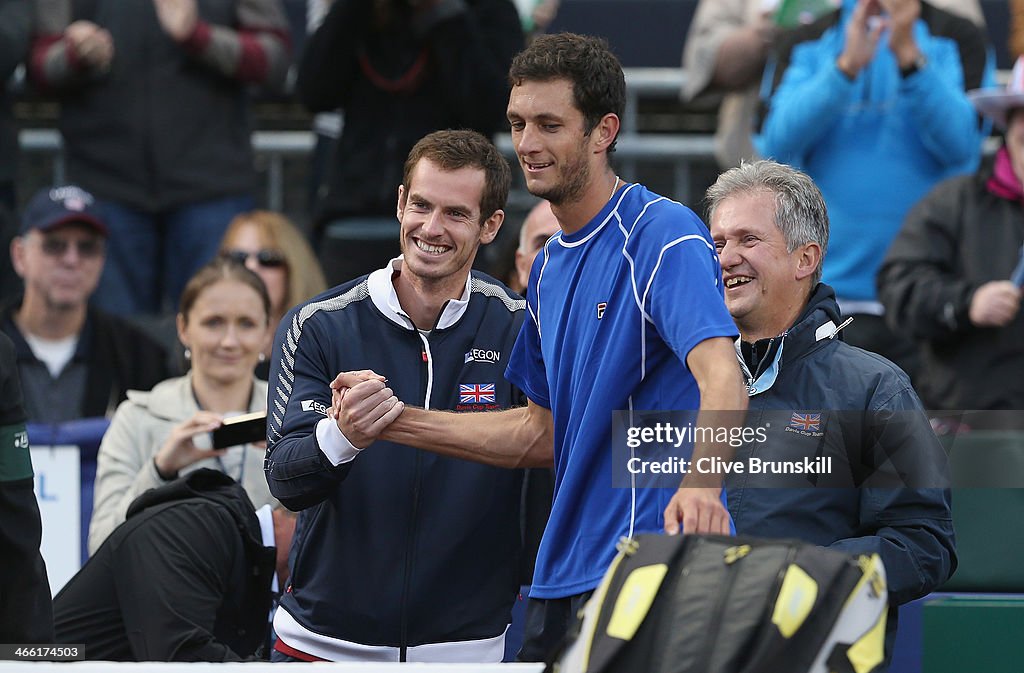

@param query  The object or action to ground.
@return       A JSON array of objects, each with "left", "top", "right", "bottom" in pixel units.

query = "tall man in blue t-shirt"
[{"left": 331, "top": 33, "right": 748, "bottom": 660}]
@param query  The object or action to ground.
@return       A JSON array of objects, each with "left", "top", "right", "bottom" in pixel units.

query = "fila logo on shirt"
[{"left": 597, "top": 302, "right": 608, "bottom": 320}]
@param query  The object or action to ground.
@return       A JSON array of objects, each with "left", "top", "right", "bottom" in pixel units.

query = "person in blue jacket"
[
  {"left": 754, "top": 0, "right": 991, "bottom": 379},
  {"left": 706, "top": 159, "right": 956, "bottom": 666},
  {"left": 263, "top": 129, "right": 530, "bottom": 663}
]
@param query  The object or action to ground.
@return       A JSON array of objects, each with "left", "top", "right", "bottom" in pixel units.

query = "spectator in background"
[
  {"left": 682, "top": 0, "right": 780, "bottom": 169},
  {"left": 296, "top": 0, "right": 522, "bottom": 283},
  {"left": 511, "top": 198, "right": 558, "bottom": 293},
  {"left": 219, "top": 210, "right": 327, "bottom": 376},
  {"left": 514, "top": 0, "right": 560, "bottom": 38},
  {"left": 2, "top": 186, "right": 169, "bottom": 424},
  {"left": 878, "top": 55, "right": 1024, "bottom": 411},
  {"left": 89, "top": 258, "right": 276, "bottom": 554},
  {"left": 755, "top": 0, "right": 990, "bottom": 379},
  {"left": 683, "top": 0, "right": 986, "bottom": 170},
  {"left": 0, "top": 0, "right": 31, "bottom": 298},
  {"left": 1012, "top": 0, "right": 1024, "bottom": 58},
  {"left": 29, "top": 0, "right": 291, "bottom": 316},
  {"left": 56, "top": 469, "right": 295, "bottom": 661},
  {"left": 304, "top": 0, "right": 342, "bottom": 215},
  {"left": 0, "top": 331, "right": 52, "bottom": 646},
  {"left": 530, "top": 0, "right": 559, "bottom": 32}
]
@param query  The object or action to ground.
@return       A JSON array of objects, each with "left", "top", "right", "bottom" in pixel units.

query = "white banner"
[{"left": 31, "top": 444, "right": 81, "bottom": 596}]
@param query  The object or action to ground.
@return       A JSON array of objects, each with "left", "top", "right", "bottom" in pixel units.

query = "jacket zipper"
[
  {"left": 399, "top": 332, "right": 434, "bottom": 660},
  {"left": 399, "top": 451, "right": 422, "bottom": 661}
]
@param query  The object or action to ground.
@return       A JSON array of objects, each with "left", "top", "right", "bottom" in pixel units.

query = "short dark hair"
[
  {"left": 179, "top": 256, "right": 271, "bottom": 325},
  {"left": 402, "top": 129, "right": 511, "bottom": 224},
  {"left": 508, "top": 33, "right": 626, "bottom": 153}
]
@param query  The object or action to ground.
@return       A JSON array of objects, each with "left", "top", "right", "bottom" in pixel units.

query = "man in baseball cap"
[
  {"left": 18, "top": 185, "right": 109, "bottom": 237},
  {"left": 1, "top": 185, "right": 168, "bottom": 424}
]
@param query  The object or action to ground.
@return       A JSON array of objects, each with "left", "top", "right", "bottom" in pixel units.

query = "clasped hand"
[{"left": 329, "top": 370, "right": 405, "bottom": 448}]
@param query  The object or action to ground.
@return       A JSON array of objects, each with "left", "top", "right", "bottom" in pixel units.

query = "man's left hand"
[
  {"left": 153, "top": 0, "right": 199, "bottom": 42},
  {"left": 663, "top": 486, "right": 732, "bottom": 536}
]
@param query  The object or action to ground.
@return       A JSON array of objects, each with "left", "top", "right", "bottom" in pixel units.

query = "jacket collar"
[
  {"left": 367, "top": 255, "right": 472, "bottom": 331},
  {"left": 125, "top": 372, "right": 267, "bottom": 423},
  {"left": 986, "top": 147, "right": 1024, "bottom": 202},
  {"left": 738, "top": 284, "right": 849, "bottom": 396},
  {"left": 0, "top": 296, "right": 96, "bottom": 364}
]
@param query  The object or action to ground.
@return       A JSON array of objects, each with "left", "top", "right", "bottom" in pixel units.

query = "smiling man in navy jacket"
[
  {"left": 264, "top": 129, "right": 529, "bottom": 662},
  {"left": 706, "top": 159, "right": 956, "bottom": 667}
]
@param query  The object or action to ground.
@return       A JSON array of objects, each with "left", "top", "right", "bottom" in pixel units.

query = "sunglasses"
[
  {"left": 39, "top": 236, "right": 104, "bottom": 259},
  {"left": 222, "top": 249, "right": 287, "bottom": 268}
]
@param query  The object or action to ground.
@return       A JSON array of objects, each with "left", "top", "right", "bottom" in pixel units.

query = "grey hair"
[{"left": 705, "top": 159, "right": 829, "bottom": 286}]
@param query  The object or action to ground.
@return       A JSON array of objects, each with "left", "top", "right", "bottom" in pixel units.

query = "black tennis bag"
[{"left": 548, "top": 533, "right": 887, "bottom": 673}]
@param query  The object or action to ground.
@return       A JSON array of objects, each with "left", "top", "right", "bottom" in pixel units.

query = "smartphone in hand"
[{"left": 210, "top": 410, "right": 267, "bottom": 449}]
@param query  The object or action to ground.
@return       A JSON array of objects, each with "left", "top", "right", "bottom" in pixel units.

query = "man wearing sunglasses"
[{"left": 1, "top": 186, "right": 170, "bottom": 424}]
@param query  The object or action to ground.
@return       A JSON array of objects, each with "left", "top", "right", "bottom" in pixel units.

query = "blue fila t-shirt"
[{"left": 505, "top": 182, "right": 738, "bottom": 599}]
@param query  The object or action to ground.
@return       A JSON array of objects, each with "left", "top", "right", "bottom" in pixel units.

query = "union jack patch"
[
  {"left": 459, "top": 383, "right": 496, "bottom": 404},
  {"left": 789, "top": 413, "right": 821, "bottom": 433}
]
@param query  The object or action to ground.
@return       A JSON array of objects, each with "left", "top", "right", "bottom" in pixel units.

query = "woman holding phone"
[{"left": 88, "top": 258, "right": 276, "bottom": 554}]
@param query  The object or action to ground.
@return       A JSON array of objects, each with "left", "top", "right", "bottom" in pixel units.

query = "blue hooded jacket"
[{"left": 755, "top": 0, "right": 991, "bottom": 302}]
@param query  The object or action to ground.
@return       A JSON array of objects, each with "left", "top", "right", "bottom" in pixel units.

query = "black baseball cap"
[{"left": 20, "top": 186, "right": 108, "bottom": 237}]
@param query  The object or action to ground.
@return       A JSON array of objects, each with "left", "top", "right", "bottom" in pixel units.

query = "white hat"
[{"left": 968, "top": 56, "right": 1024, "bottom": 129}]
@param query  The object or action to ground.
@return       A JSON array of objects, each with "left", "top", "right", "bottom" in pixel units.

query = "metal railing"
[
  {"left": 18, "top": 68, "right": 713, "bottom": 210},
  {"left": 20, "top": 66, "right": 1010, "bottom": 211}
]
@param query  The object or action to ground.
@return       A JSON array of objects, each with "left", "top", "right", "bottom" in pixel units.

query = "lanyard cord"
[
  {"left": 191, "top": 382, "right": 254, "bottom": 486},
  {"left": 215, "top": 450, "right": 247, "bottom": 485}
]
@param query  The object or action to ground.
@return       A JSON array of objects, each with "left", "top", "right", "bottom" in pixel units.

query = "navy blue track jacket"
[
  {"left": 728, "top": 284, "right": 956, "bottom": 662},
  {"left": 264, "top": 263, "right": 527, "bottom": 659}
]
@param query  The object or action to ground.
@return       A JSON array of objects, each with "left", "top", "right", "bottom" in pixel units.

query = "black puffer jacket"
[
  {"left": 53, "top": 469, "right": 276, "bottom": 661},
  {"left": 878, "top": 158, "right": 1024, "bottom": 410}
]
